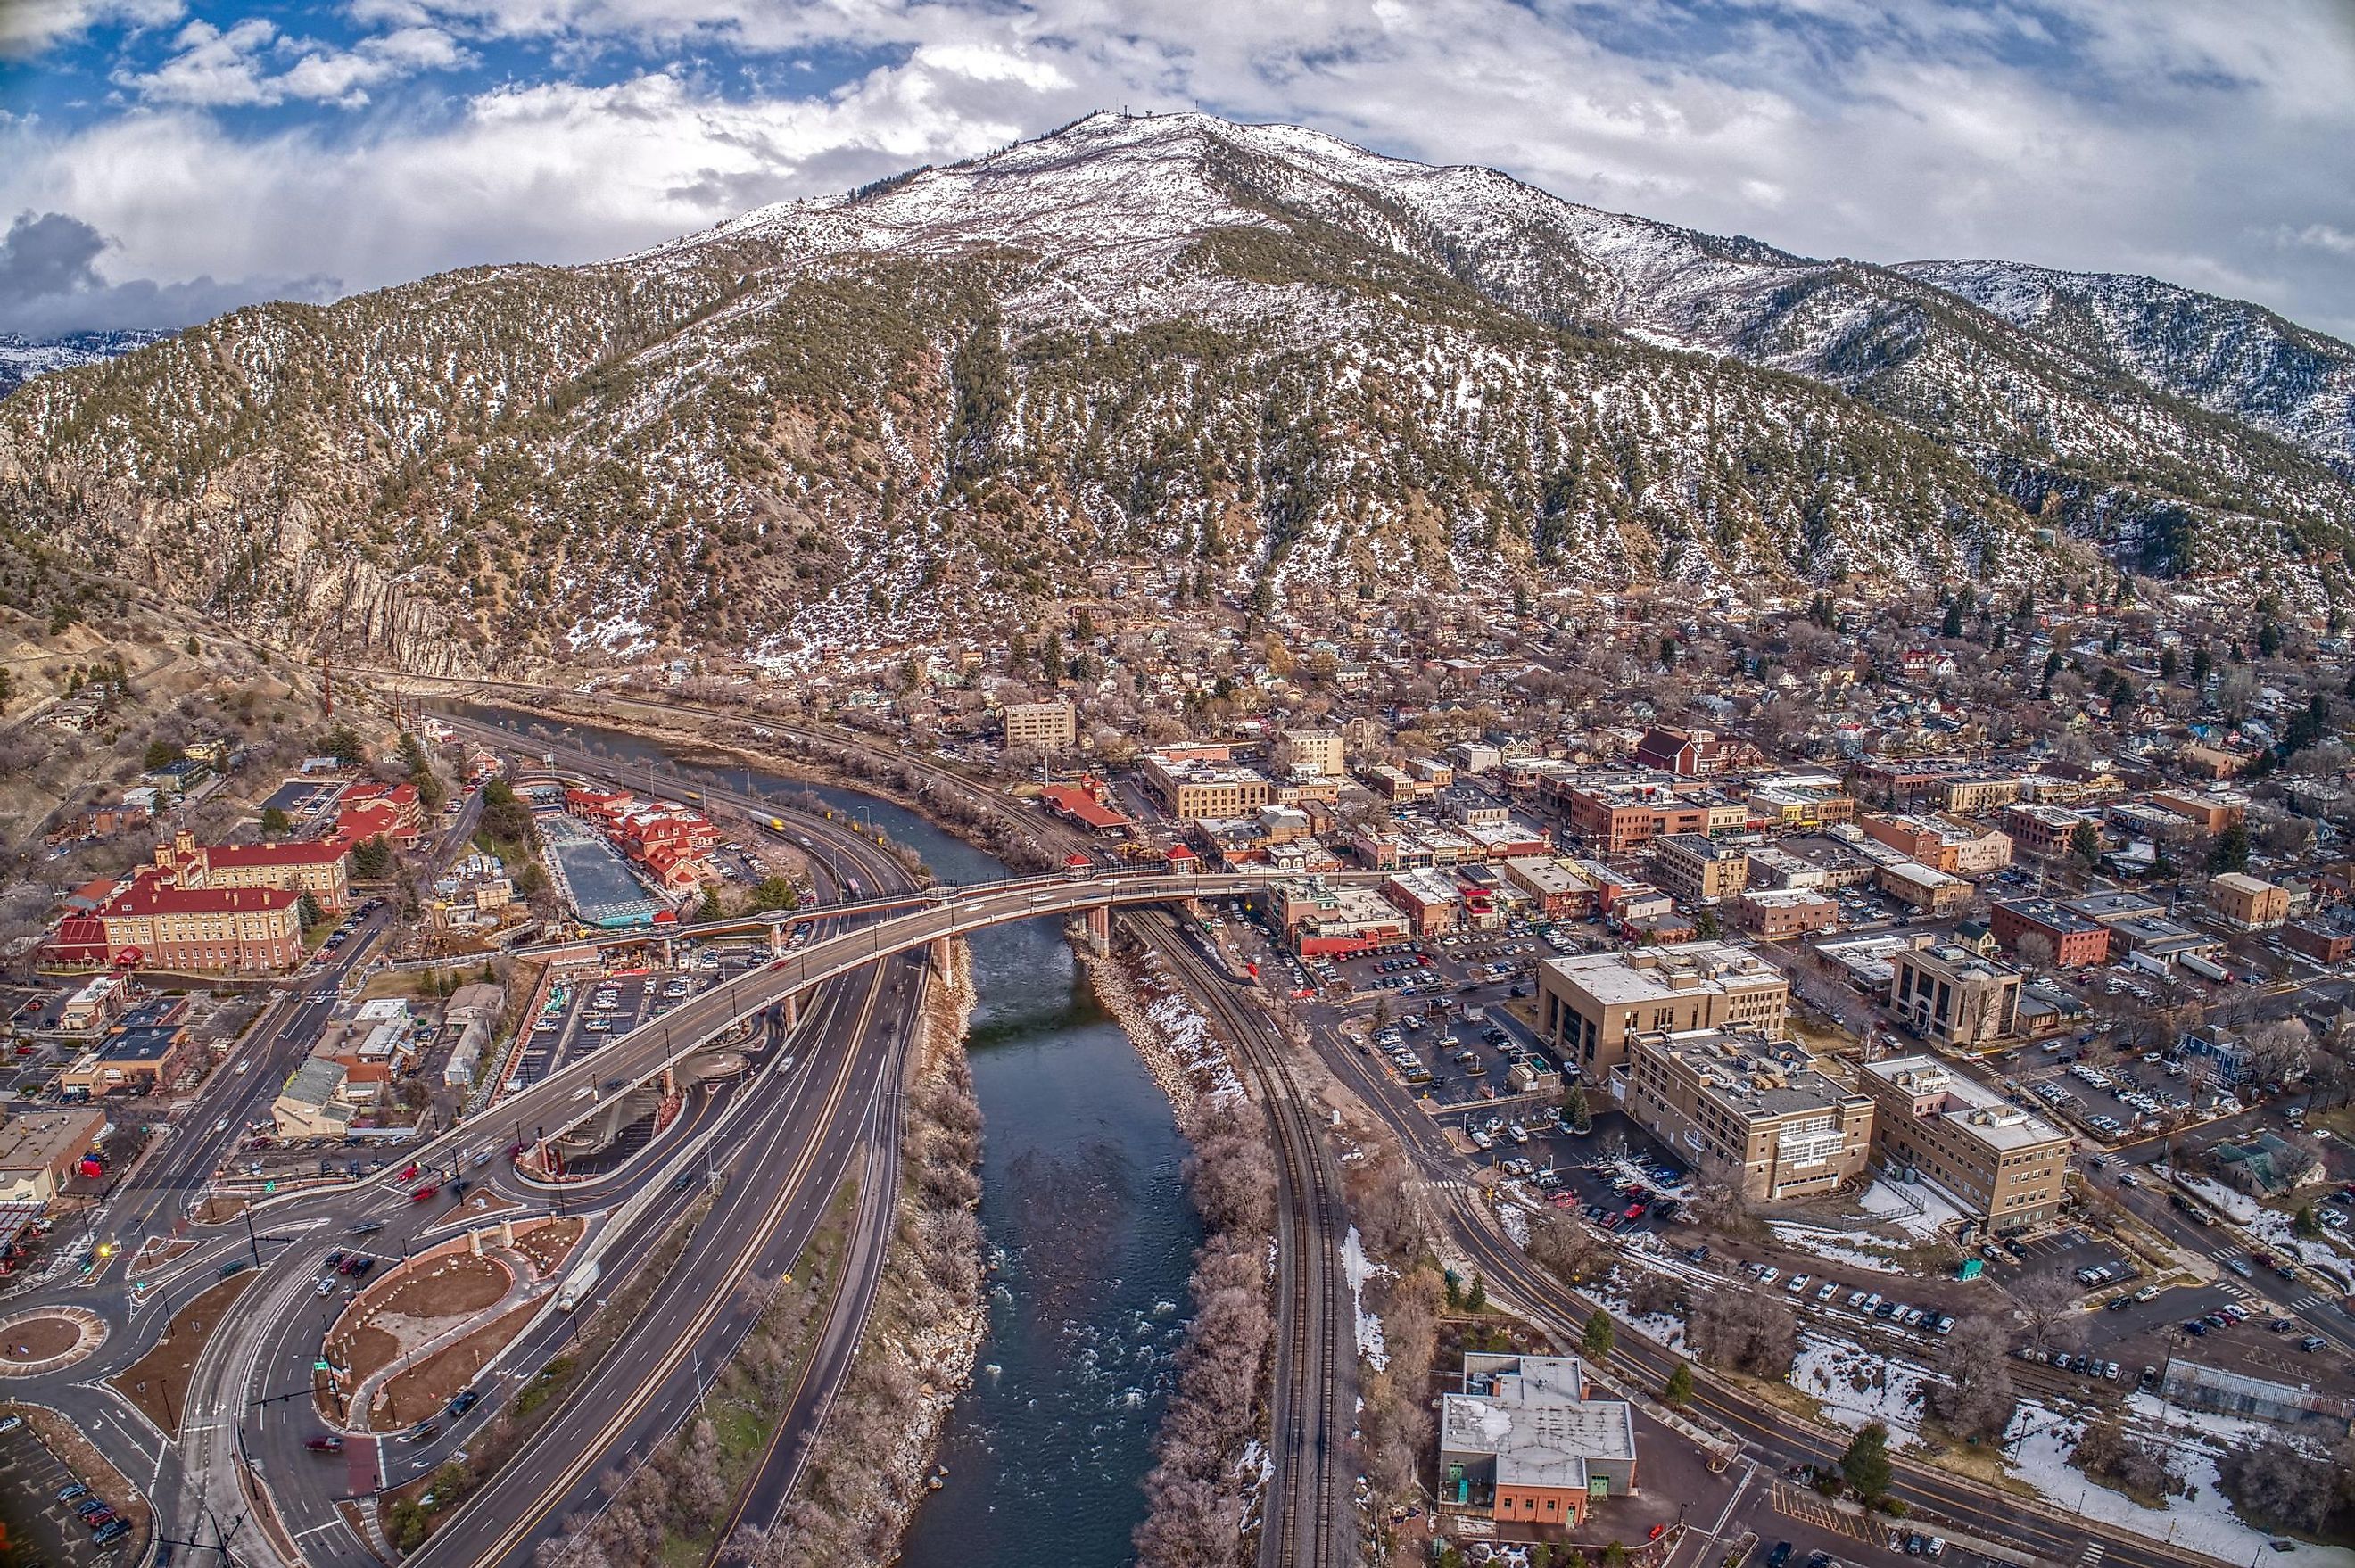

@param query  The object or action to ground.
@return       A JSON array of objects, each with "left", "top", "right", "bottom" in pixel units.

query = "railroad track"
[{"left": 1146, "top": 913, "right": 1350, "bottom": 1568}]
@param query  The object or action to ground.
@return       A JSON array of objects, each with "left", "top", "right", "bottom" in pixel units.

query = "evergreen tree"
[
  {"left": 1465, "top": 1273, "right": 1488, "bottom": 1314},
  {"left": 1840, "top": 1422, "right": 1894, "bottom": 1503},
  {"left": 2191, "top": 645, "right": 2212, "bottom": 684},
  {"left": 2070, "top": 821, "right": 2103, "bottom": 870},
  {"left": 1941, "top": 600, "right": 1964, "bottom": 639},
  {"left": 1665, "top": 1360, "right": 1695, "bottom": 1407},
  {"left": 2207, "top": 821, "right": 2251, "bottom": 875},
  {"left": 1582, "top": 1310, "right": 1615, "bottom": 1363}
]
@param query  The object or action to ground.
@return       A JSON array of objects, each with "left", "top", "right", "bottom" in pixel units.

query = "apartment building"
[
  {"left": 1990, "top": 899, "right": 2111, "bottom": 969},
  {"left": 1536, "top": 942, "right": 1789, "bottom": 1077},
  {"left": 2148, "top": 788, "right": 2248, "bottom": 835},
  {"left": 1890, "top": 943, "right": 2021, "bottom": 1047},
  {"left": 1439, "top": 1354, "right": 1636, "bottom": 1533},
  {"left": 1859, "top": 813, "right": 2013, "bottom": 875},
  {"left": 1620, "top": 1027, "right": 1873, "bottom": 1202},
  {"left": 1736, "top": 887, "right": 1839, "bottom": 940},
  {"left": 1002, "top": 699, "right": 1078, "bottom": 750},
  {"left": 1859, "top": 1056, "right": 2070, "bottom": 1232},
  {"left": 2004, "top": 802, "right": 2088, "bottom": 859},
  {"left": 1555, "top": 777, "right": 1745, "bottom": 854},
  {"left": 1650, "top": 831, "right": 1751, "bottom": 904},
  {"left": 1140, "top": 753, "right": 1275, "bottom": 821},
  {"left": 1283, "top": 728, "right": 1346, "bottom": 776},
  {"left": 2210, "top": 872, "right": 2292, "bottom": 931}
]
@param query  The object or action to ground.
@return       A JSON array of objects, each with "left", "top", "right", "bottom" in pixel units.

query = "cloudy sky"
[{"left": 2, "top": 0, "right": 2351, "bottom": 340}]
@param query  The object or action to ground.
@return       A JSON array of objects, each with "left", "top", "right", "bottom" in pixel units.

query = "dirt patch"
[
  {"left": 341, "top": 1324, "right": 404, "bottom": 1385},
  {"left": 193, "top": 1193, "right": 250, "bottom": 1224},
  {"left": 374, "top": 1297, "right": 540, "bottom": 1427},
  {"left": 510, "top": 1217, "right": 583, "bottom": 1280},
  {"left": 1, "top": 1314, "right": 86, "bottom": 1363},
  {"left": 440, "top": 1189, "right": 520, "bottom": 1225},
  {"left": 109, "top": 1271, "right": 256, "bottom": 1435},
  {"left": 356, "top": 1252, "right": 510, "bottom": 1324}
]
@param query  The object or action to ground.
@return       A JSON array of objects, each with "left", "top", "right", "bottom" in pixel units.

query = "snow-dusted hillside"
[
  {"left": 1899, "top": 258, "right": 2355, "bottom": 474},
  {"left": 1, "top": 111, "right": 2349, "bottom": 671},
  {"left": 0, "top": 330, "right": 177, "bottom": 400}
]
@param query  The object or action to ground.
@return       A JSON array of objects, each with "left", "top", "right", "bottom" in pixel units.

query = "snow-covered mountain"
[
  {"left": 1, "top": 111, "right": 2348, "bottom": 672},
  {"left": 0, "top": 329, "right": 178, "bottom": 399}
]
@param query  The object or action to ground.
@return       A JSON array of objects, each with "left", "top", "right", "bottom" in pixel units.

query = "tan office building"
[
  {"left": 2209, "top": 872, "right": 2291, "bottom": 931},
  {"left": 1859, "top": 1056, "right": 2070, "bottom": 1232},
  {"left": 1140, "top": 755, "right": 1275, "bottom": 820},
  {"left": 1890, "top": 943, "right": 2021, "bottom": 1047},
  {"left": 1650, "top": 832, "right": 1751, "bottom": 904},
  {"left": 1003, "top": 700, "right": 1078, "bottom": 750},
  {"left": 1621, "top": 1028, "right": 1873, "bottom": 1202},
  {"left": 1536, "top": 942, "right": 1789, "bottom": 1077}
]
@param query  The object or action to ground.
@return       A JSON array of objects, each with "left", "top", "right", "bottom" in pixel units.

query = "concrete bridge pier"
[
  {"left": 659, "top": 933, "right": 675, "bottom": 966},
  {"left": 1084, "top": 904, "right": 1111, "bottom": 957},
  {"left": 781, "top": 993, "right": 798, "bottom": 1030},
  {"left": 766, "top": 923, "right": 784, "bottom": 957}
]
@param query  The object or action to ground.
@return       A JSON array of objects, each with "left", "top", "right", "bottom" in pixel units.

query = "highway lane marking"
[{"left": 425, "top": 962, "right": 896, "bottom": 1567}]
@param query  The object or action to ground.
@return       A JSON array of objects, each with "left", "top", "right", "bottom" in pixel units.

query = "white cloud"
[
  {"left": 10, "top": 0, "right": 2355, "bottom": 341},
  {"left": 0, "top": 0, "right": 183, "bottom": 60},
  {"left": 111, "top": 16, "right": 470, "bottom": 108}
]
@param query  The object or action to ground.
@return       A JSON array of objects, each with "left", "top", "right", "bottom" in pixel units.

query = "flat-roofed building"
[
  {"left": 1650, "top": 831, "right": 1750, "bottom": 904},
  {"left": 1384, "top": 867, "right": 1463, "bottom": 936},
  {"left": 1736, "top": 887, "right": 1839, "bottom": 940},
  {"left": 2004, "top": 802, "right": 2088, "bottom": 860},
  {"left": 1860, "top": 814, "right": 2013, "bottom": 876},
  {"left": 1501, "top": 856, "right": 1599, "bottom": 919},
  {"left": 1891, "top": 943, "right": 2021, "bottom": 1047},
  {"left": 1283, "top": 728, "right": 1345, "bottom": 777},
  {"left": 1621, "top": 1027, "right": 1873, "bottom": 1202},
  {"left": 1874, "top": 859, "right": 1974, "bottom": 916},
  {"left": 1859, "top": 1056, "right": 2070, "bottom": 1231},
  {"left": 1140, "top": 753, "right": 1274, "bottom": 821},
  {"left": 0, "top": 1108, "right": 110, "bottom": 1203},
  {"left": 2148, "top": 788, "right": 2247, "bottom": 835},
  {"left": 1536, "top": 942, "right": 1789, "bottom": 1077},
  {"left": 1942, "top": 774, "right": 2021, "bottom": 814},
  {"left": 1439, "top": 1353, "right": 1636, "bottom": 1534},
  {"left": 2210, "top": 872, "right": 2291, "bottom": 931},
  {"left": 1990, "top": 899, "right": 2111, "bottom": 969},
  {"left": 1002, "top": 699, "right": 1078, "bottom": 750}
]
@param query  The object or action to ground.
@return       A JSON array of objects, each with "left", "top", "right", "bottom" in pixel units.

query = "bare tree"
[
  {"left": 1928, "top": 1316, "right": 2017, "bottom": 1442},
  {"left": 1688, "top": 1284, "right": 1797, "bottom": 1377}
]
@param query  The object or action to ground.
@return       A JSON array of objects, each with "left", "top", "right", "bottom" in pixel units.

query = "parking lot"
[
  {"left": 511, "top": 965, "right": 725, "bottom": 1088},
  {"left": 1985, "top": 1225, "right": 2142, "bottom": 1297},
  {"left": 2012, "top": 1046, "right": 2216, "bottom": 1142},
  {"left": 0, "top": 1412, "right": 130, "bottom": 1566}
]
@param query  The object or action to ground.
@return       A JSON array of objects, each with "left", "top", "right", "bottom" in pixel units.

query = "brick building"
[
  {"left": 1859, "top": 1056, "right": 2070, "bottom": 1232},
  {"left": 1990, "top": 899, "right": 2111, "bottom": 969},
  {"left": 1536, "top": 942, "right": 1789, "bottom": 1077}
]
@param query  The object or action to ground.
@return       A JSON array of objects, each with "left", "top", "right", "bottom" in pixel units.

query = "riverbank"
[
  {"left": 744, "top": 938, "right": 987, "bottom": 1568},
  {"left": 1081, "top": 922, "right": 1279, "bottom": 1568}
]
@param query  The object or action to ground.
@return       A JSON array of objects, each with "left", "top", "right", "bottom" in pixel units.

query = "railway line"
[{"left": 1144, "top": 912, "right": 1352, "bottom": 1568}]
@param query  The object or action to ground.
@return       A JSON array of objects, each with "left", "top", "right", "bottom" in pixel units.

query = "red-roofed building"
[
  {"left": 148, "top": 829, "right": 350, "bottom": 913},
  {"left": 334, "top": 782, "right": 426, "bottom": 849},
  {"left": 1040, "top": 779, "right": 1132, "bottom": 835},
  {"left": 49, "top": 879, "right": 304, "bottom": 973},
  {"left": 565, "top": 788, "right": 635, "bottom": 824}
]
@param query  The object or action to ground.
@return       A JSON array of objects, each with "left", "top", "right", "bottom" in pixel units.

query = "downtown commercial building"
[
  {"left": 1618, "top": 1027, "right": 1873, "bottom": 1203},
  {"left": 1535, "top": 942, "right": 1789, "bottom": 1077}
]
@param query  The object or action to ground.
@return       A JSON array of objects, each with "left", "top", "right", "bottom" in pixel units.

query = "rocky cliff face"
[{"left": 3, "top": 111, "right": 2348, "bottom": 672}]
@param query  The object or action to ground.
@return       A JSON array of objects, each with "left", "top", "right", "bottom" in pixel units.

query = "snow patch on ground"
[
  {"left": 1141, "top": 989, "right": 1244, "bottom": 1102},
  {"left": 1860, "top": 1176, "right": 1970, "bottom": 1239},
  {"left": 1791, "top": 1333, "right": 1933, "bottom": 1448},
  {"left": 2004, "top": 1397, "right": 2353, "bottom": 1564},
  {"left": 1767, "top": 1222, "right": 1905, "bottom": 1274},
  {"left": 1340, "top": 1226, "right": 1390, "bottom": 1372},
  {"left": 1495, "top": 1202, "right": 1532, "bottom": 1248}
]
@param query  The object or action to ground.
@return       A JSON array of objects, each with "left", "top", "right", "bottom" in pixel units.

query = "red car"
[
  {"left": 1624, "top": 1202, "right": 1647, "bottom": 1221},
  {"left": 409, "top": 1184, "right": 438, "bottom": 1203}
]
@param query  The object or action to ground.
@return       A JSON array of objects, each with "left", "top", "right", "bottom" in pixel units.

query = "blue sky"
[{"left": 2, "top": 0, "right": 2351, "bottom": 339}]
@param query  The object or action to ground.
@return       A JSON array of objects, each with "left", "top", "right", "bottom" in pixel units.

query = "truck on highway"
[{"left": 555, "top": 1259, "right": 601, "bottom": 1311}]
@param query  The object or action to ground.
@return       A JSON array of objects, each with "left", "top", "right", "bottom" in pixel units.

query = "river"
[{"left": 443, "top": 705, "right": 1198, "bottom": 1566}]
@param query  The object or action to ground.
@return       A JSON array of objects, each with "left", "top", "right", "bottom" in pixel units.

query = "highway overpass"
[{"left": 265, "top": 867, "right": 1353, "bottom": 1206}]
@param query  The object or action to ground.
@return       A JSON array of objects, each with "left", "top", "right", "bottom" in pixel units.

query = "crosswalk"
[
  {"left": 2078, "top": 1542, "right": 2106, "bottom": 1566},
  {"left": 1767, "top": 1482, "right": 1879, "bottom": 1545}
]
